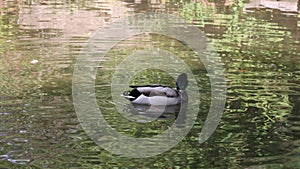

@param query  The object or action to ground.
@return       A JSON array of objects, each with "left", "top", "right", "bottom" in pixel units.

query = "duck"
[{"left": 122, "top": 73, "right": 188, "bottom": 105}]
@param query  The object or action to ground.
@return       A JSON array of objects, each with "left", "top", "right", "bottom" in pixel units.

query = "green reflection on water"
[{"left": 0, "top": 0, "right": 300, "bottom": 168}]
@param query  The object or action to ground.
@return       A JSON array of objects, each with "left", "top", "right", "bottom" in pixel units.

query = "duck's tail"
[
  {"left": 122, "top": 89, "right": 141, "bottom": 101},
  {"left": 122, "top": 91, "right": 135, "bottom": 100}
]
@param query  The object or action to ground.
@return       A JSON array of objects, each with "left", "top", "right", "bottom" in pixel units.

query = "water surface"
[{"left": 0, "top": 0, "right": 300, "bottom": 168}]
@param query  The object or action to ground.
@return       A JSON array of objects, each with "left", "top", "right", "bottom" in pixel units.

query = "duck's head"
[{"left": 176, "top": 73, "right": 188, "bottom": 90}]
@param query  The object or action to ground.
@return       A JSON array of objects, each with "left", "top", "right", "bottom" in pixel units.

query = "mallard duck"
[{"left": 122, "top": 73, "right": 188, "bottom": 105}]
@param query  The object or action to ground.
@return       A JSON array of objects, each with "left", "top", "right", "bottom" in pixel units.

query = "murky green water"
[{"left": 1, "top": 0, "right": 300, "bottom": 168}]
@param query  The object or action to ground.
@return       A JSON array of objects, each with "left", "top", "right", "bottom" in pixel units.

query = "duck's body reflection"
[{"left": 123, "top": 91, "right": 188, "bottom": 128}]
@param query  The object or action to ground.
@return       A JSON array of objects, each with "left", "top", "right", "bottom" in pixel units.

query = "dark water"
[{"left": 1, "top": 0, "right": 300, "bottom": 168}]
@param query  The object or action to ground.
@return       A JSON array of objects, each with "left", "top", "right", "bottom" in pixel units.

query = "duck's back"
[{"left": 135, "top": 86, "right": 178, "bottom": 97}]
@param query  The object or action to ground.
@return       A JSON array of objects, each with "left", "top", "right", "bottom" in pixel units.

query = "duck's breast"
[{"left": 149, "top": 96, "right": 180, "bottom": 105}]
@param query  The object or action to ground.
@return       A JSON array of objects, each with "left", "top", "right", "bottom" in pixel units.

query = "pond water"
[{"left": 1, "top": 0, "right": 300, "bottom": 168}]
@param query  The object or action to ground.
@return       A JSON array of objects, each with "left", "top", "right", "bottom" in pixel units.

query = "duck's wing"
[
  {"left": 160, "top": 87, "right": 179, "bottom": 97},
  {"left": 132, "top": 86, "right": 178, "bottom": 97},
  {"left": 129, "top": 84, "right": 168, "bottom": 88}
]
